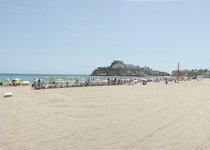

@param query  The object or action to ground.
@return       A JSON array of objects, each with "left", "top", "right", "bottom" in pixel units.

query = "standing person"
[
  {"left": 38, "top": 79, "right": 41, "bottom": 89},
  {"left": 32, "top": 79, "right": 36, "bottom": 90},
  {"left": 114, "top": 78, "right": 117, "bottom": 85},
  {"left": 108, "top": 78, "right": 110, "bottom": 85},
  {"left": 31, "top": 82, "right": 34, "bottom": 90}
]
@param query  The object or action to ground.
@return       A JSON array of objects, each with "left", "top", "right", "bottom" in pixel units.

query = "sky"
[{"left": 0, "top": 0, "right": 210, "bottom": 74}]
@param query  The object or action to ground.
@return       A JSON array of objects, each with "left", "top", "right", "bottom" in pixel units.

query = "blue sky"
[{"left": 0, "top": 0, "right": 210, "bottom": 74}]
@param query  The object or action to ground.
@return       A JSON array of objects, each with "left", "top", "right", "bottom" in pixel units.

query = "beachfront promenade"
[{"left": 1, "top": 79, "right": 210, "bottom": 149}]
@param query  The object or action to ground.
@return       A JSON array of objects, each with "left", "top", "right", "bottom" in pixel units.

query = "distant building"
[{"left": 171, "top": 70, "right": 188, "bottom": 77}]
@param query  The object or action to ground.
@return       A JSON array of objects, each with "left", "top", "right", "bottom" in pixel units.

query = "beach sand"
[{"left": 1, "top": 80, "right": 210, "bottom": 150}]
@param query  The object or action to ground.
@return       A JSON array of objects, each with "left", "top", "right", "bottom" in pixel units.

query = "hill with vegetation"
[{"left": 91, "top": 60, "right": 170, "bottom": 77}]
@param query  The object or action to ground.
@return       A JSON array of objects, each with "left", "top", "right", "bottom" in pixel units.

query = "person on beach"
[
  {"left": 31, "top": 82, "right": 34, "bottom": 90},
  {"left": 32, "top": 79, "right": 36, "bottom": 90},
  {"left": 113, "top": 78, "right": 117, "bottom": 85},
  {"left": 38, "top": 79, "right": 41, "bottom": 89},
  {"left": 118, "top": 79, "right": 120, "bottom": 85}
]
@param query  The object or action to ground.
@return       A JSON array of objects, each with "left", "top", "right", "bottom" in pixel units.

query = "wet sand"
[{"left": 1, "top": 80, "right": 210, "bottom": 150}]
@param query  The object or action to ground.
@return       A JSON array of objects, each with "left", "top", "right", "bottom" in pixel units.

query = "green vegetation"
[
  {"left": 186, "top": 69, "right": 210, "bottom": 78},
  {"left": 172, "top": 69, "right": 210, "bottom": 78},
  {"left": 91, "top": 60, "right": 170, "bottom": 76}
]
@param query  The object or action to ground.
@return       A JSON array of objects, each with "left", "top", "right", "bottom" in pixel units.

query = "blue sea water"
[
  {"left": 0, "top": 73, "right": 90, "bottom": 82},
  {"left": 0, "top": 73, "right": 146, "bottom": 83}
]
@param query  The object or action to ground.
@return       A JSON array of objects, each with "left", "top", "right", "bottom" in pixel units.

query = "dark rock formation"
[{"left": 91, "top": 60, "right": 170, "bottom": 76}]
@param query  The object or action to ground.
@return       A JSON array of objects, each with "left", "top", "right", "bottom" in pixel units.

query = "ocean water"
[
  {"left": 0, "top": 73, "right": 145, "bottom": 83},
  {"left": 0, "top": 74, "right": 90, "bottom": 82}
]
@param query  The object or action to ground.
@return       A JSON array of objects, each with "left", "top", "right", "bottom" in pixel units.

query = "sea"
[
  {"left": 0, "top": 73, "right": 90, "bottom": 82},
  {"left": 0, "top": 73, "right": 144, "bottom": 83}
]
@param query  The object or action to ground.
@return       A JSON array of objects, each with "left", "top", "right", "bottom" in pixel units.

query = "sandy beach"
[{"left": 1, "top": 80, "right": 210, "bottom": 150}]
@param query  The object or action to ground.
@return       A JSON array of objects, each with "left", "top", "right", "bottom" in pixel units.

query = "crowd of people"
[{"left": 31, "top": 77, "right": 142, "bottom": 90}]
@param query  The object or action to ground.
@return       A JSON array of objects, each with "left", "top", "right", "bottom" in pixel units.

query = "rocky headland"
[{"left": 91, "top": 60, "right": 170, "bottom": 77}]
